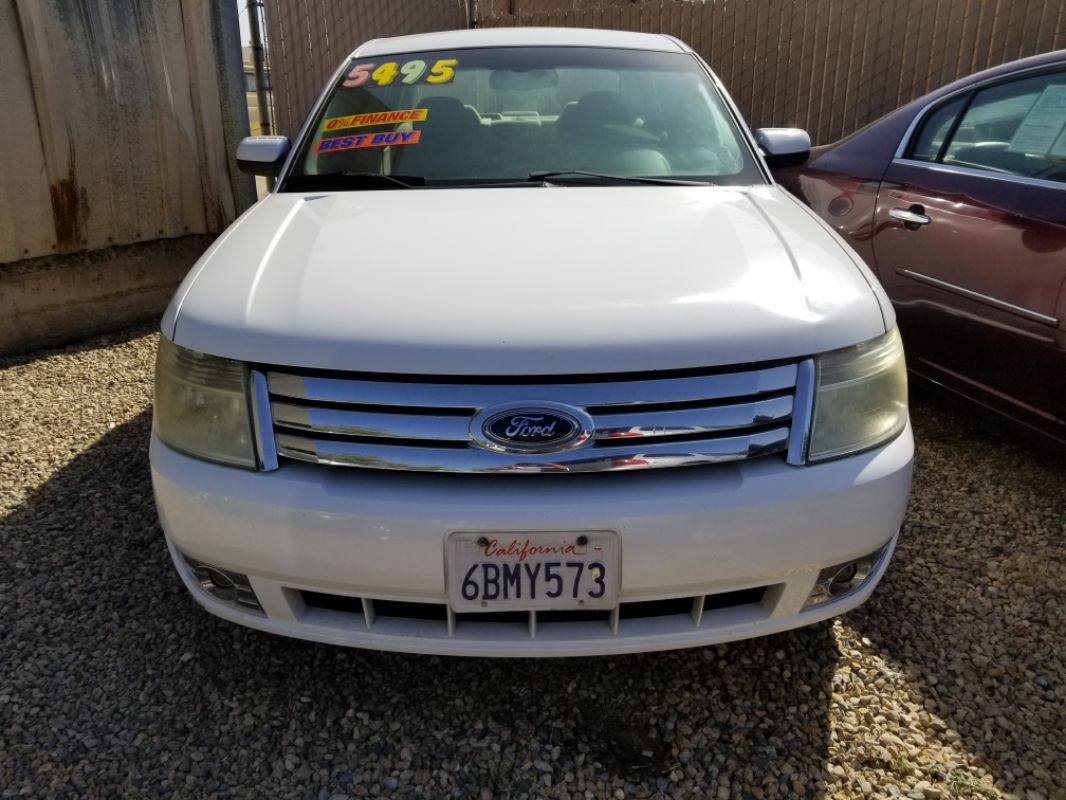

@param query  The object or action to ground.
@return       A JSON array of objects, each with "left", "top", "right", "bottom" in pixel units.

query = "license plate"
[{"left": 447, "top": 531, "right": 619, "bottom": 612}]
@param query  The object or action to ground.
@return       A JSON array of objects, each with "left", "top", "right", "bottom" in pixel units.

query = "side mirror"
[
  {"left": 236, "top": 135, "right": 291, "bottom": 176},
  {"left": 754, "top": 128, "right": 811, "bottom": 169}
]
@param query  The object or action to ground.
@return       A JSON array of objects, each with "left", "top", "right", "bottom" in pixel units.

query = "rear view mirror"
[
  {"left": 489, "top": 69, "right": 559, "bottom": 91},
  {"left": 236, "top": 135, "right": 291, "bottom": 176},
  {"left": 754, "top": 128, "right": 811, "bottom": 169}
]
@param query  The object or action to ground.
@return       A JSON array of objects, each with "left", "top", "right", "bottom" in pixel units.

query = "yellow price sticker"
[
  {"left": 426, "top": 58, "right": 458, "bottom": 84},
  {"left": 343, "top": 57, "right": 458, "bottom": 88}
]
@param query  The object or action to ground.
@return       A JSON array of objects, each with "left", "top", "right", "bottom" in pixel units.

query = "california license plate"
[{"left": 447, "top": 531, "right": 619, "bottom": 612}]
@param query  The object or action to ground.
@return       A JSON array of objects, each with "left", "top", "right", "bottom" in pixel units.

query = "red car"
[{"left": 775, "top": 50, "right": 1066, "bottom": 447}]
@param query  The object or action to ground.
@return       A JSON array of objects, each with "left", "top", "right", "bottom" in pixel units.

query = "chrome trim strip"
[
  {"left": 275, "top": 427, "right": 790, "bottom": 474},
  {"left": 786, "top": 359, "right": 816, "bottom": 466},
  {"left": 893, "top": 297, "right": 1057, "bottom": 343},
  {"left": 888, "top": 207, "right": 931, "bottom": 226},
  {"left": 249, "top": 370, "right": 279, "bottom": 471},
  {"left": 891, "top": 157, "right": 1066, "bottom": 193},
  {"left": 897, "top": 269, "right": 1059, "bottom": 326},
  {"left": 272, "top": 401, "right": 471, "bottom": 441},
  {"left": 267, "top": 364, "right": 799, "bottom": 410},
  {"left": 271, "top": 394, "right": 794, "bottom": 444},
  {"left": 593, "top": 394, "right": 793, "bottom": 439},
  {"left": 892, "top": 60, "right": 1066, "bottom": 161}
]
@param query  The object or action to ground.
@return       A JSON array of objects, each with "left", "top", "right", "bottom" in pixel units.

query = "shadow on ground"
[
  {"left": 2, "top": 410, "right": 838, "bottom": 798},
  {"left": 849, "top": 396, "right": 1066, "bottom": 794}
]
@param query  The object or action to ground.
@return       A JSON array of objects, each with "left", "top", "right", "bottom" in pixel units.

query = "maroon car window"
[
  {"left": 908, "top": 96, "right": 967, "bottom": 161},
  {"left": 940, "top": 69, "right": 1066, "bottom": 184}
]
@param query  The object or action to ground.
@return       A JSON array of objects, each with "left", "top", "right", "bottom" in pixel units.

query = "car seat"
[
  {"left": 392, "top": 96, "right": 484, "bottom": 179},
  {"left": 556, "top": 91, "right": 670, "bottom": 174}
]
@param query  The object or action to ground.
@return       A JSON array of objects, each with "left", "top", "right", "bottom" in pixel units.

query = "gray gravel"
[{"left": 1, "top": 326, "right": 1064, "bottom": 800}]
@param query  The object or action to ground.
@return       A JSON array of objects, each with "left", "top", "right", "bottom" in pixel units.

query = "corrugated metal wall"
[
  {"left": 262, "top": 0, "right": 1066, "bottom": 144},
  {"left": 263, "top": 0, "right": 469, "bottom": 139},
  {"left": 0, "top": 0, "right": 252, "bottom": 264}
]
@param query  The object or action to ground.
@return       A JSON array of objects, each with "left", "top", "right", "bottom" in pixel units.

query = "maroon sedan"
[{"left": 775, "top": 50, "right": 1066, "bottom": 447}]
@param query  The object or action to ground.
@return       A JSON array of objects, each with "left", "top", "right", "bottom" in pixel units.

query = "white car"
[{"left": 151, "top": 27, "right": 912, "bottom": 657}]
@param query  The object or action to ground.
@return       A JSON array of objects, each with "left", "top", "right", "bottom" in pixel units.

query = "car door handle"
[{"left": 890, "top": 207, "right": 931, "bottom": 226}]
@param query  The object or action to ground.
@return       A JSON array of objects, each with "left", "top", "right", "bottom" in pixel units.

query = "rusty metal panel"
[
  {"left": 0, "top": 0, "right": 248, "bottom": 264},
  {"left": 0, "top": 1, "right": 54, "bottom": 261}
]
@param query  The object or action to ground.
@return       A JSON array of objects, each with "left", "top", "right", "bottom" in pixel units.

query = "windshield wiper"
[
  {"left": 527, "top": 170, "right": 714, "bottom": 187},
  {"left": 283, "top": 171, "right": 426, "bottom": 191},
  {"left": 282, "top": 170, "right": 712, "bottom": 191}
]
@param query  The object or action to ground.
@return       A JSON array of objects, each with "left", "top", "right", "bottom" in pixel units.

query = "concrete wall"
[
  {"left": 0, "top": 237, "right": 214, "bottom": 355},
  {"left": 0, "top": 0, "right": 255, "bottom": 356}
]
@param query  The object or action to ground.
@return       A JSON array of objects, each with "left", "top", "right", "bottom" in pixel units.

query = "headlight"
[
  {"left": 808, "top": 327, "right": 908, "bottom": 462},
  {"left": 154, "top": 336, "right": 257, "bottom": 468}
]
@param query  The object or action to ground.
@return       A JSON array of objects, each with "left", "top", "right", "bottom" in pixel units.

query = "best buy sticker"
[{"left": 316, "top": 130, "right": 422, "bottom": 154}]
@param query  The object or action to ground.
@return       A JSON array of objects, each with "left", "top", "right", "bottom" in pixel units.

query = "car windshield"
[{"left": 282, "top": 46, "right": 765, "bottom": 189}]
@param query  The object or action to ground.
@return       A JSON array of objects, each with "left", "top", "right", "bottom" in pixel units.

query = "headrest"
[
  {"left": 417, "top": 96, "right": 467, "bottom": 114},
  {"left": 558, "top": 91, "right": 636, "bottom": 135}
]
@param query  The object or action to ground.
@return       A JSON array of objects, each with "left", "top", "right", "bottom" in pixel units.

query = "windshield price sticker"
[
  {"left": 317, "top": 130, "right": 421, "bottom": 154},
  {"left": 447, "top": 531, "right": 619, "bottom": 612},
  {"left": 324, "top": 108, "right": 428, "bottom": 131},
  {"left": 343, "top": 58, "right": 458, "bottom": 88}
]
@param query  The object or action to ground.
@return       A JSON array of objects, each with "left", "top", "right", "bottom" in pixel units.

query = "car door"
[{"left": 871, "top": 66, "right": 1066, "bottom": 435}]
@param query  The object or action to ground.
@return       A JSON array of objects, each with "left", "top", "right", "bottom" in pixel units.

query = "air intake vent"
[{"left": 299, "top": 585, "right": 772, "bottom": 637}]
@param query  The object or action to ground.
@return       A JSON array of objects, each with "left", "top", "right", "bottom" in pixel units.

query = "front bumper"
[{"left": 150, "top": 423, "right": 912, "bottom": 657}]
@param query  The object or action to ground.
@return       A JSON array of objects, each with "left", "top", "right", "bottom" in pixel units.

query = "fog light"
[
  {"left": 182, "top": 554, "right": 264, "bottom": 614},
  {"left": 832, "top": 563, "right": 858, "bottom": 586},
  {"left": 803, "top": 542, "right": 891, "bottom": 610}
]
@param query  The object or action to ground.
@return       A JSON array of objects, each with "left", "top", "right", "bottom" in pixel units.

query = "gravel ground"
[{"left": 1, "top": 326, "right": 1064, "bottom": 800}]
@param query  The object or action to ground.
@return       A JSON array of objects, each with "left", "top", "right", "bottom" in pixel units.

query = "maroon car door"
[{"left": 871, "top": 67, "right": 1066, "bottom": 433}]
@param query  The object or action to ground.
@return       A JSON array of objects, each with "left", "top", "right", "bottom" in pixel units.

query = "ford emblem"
[{"left": 471, "top": 402, "right": 593, "bottom": 454}]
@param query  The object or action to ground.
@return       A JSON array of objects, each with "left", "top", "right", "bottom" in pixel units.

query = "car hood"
[{"left": 165, "top": 185, "right": 891, "bottom": 374}]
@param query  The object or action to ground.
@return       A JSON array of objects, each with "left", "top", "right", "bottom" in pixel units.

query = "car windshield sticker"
[
  {"left": 343, "top": 58, "right": 458, "bottom": 88},
  {"left": 316, "top": 130, "right": 422, "bottom": 154},
  {"left": 1007, "top": 84, "right": 1066, "bottom": 155},
  {"left": 324, "top": 108, "right": 428, "bottom": 132}
]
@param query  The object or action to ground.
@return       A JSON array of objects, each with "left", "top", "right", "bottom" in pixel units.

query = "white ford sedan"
[{"left": 151, "top": 27, "right": 912, "bottom": 656}]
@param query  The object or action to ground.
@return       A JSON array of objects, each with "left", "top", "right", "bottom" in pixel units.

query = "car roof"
[
  {"left": 930, "top": 48, "right": 1066, "bottom": 100},
  {"left": 352, "top": 27, "right": 689, "bottom": 58},
  {"left": 806, "top": 48, "right": 1066, "bottom": 164}
]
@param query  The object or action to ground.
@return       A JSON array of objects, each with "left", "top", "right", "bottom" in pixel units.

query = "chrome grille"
[{"left": 257, "top": 360, "right": 815, "bottom": 474}]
